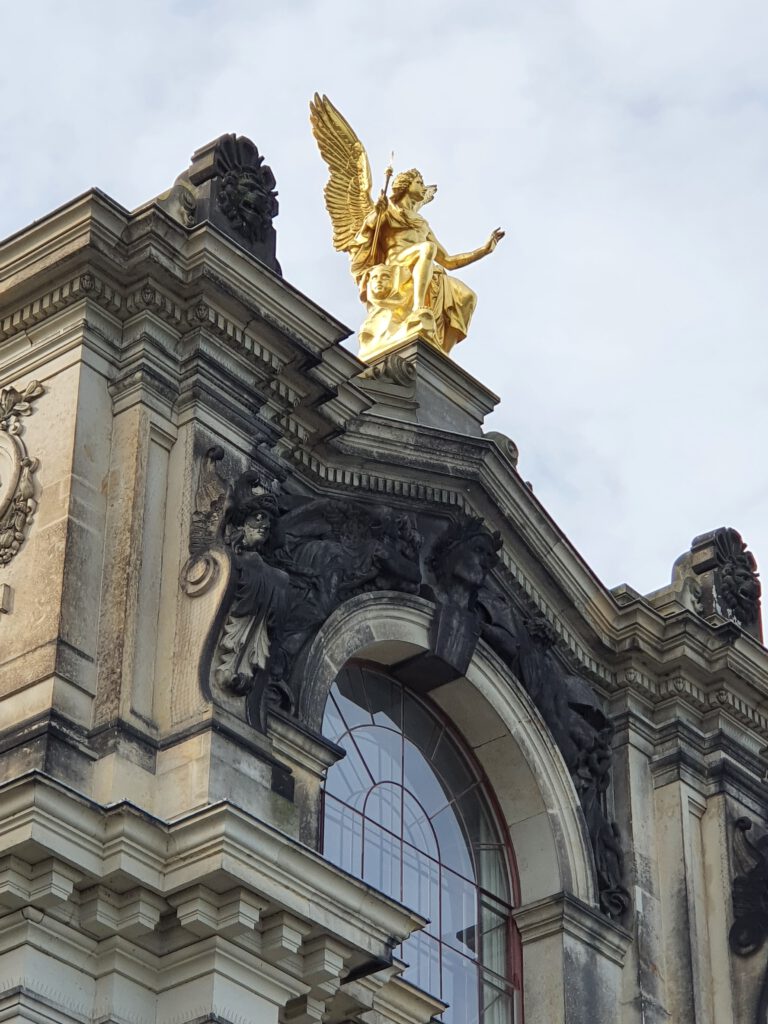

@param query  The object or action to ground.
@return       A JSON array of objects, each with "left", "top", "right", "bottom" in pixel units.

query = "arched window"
[{"left": 322, "top": 663, "right": 521, "bottom": 1023}]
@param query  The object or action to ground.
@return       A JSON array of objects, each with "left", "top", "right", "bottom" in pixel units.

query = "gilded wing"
[{"left": 309, "top": 94, "right": 374, "bottom": 252}]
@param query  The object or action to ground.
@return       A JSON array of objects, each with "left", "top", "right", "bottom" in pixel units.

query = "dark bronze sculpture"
[
  {"left": 476, "top": 580, "right": 631, "bottom": 919},
  {"left": 189, "top": 455, "right": 629, "bottom": 918},
  {"left": 426, "top": 515, "right": 502, "bottom": 675},
  {"left": 156, "top": 134, "right": 281, "bottom": 273},
  {"left": 730, "top": 817, "right": 768, "bottom": 1022},
  {"left": 195, "top": 459, "right": 422, "bottom": 725}
]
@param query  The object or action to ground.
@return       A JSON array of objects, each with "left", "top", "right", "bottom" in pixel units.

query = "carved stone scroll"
[{"left": 0, "top": 381, "right": 44, "bottom": 567}]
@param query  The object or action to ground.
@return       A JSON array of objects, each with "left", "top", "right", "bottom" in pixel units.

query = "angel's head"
[{"left": 391, "top": 169, "right": 437, "bottom": 208}]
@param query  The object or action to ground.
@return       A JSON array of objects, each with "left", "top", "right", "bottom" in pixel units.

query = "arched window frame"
[{"left": 320, "top": 660, "right": 523, "bottom": 1023}]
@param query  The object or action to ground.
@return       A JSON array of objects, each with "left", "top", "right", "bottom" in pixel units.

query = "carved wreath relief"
[{"left": 0, "top": 381, "right": 44, "bottom": 566}]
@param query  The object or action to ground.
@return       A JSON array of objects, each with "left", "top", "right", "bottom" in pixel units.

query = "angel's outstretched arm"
[{"left": 435, "top": 228, "right": 505, "bottom": 271}]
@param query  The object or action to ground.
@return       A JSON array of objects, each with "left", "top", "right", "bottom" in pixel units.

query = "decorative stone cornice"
[
  {"left": 0, "top": 771, "right": 439, "bottom": 1023},
  {"left": 513, "top": 891, "right": 631, "bottom": 967},
  {"left": 0, "top": 773, "right": 425, "bottom": 960}
]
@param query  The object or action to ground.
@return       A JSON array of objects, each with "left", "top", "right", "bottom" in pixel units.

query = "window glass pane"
[
  {"left": 458, "top": 789, "right": 498, "bottom": 845},
  {"left": 354, "top": 725, "right": 402, "bottom": 785},
  {"left": 431, "top": 732, "right": 475, "bottom": 801},
  {"left": 403, "top": 692, "right": 442, "bottom": 760},
  {"left": 325, "top": 735, "right": 372, "bottom": 810},
  {"left": 365, "top": 781, "right": 402, "bottom": 835},
  {"left": 479, "top": 896, "right": 509, "bottom": 981},
  {"left": 441, "top": 947, "right": 481, "bottom": 1024},
  {"left": 441, "top": 867, "right": 479, "bottom": 958},
  {"left": 402, "top": 844, "right": 440, "bottom": 931},
  {"left": 402, "top": 790, "right": 439, "bottom": 859},
  {"left": 362, "top": 820, "right": 401, "bottom": 901},
  {"left": 402, "top": 930, "right": 441, "bottom": 999},
  {"left": 404, "top": 737, "right": 450, "bottom": 817},
  {"left": 476, "top": 844, "right": 510, "bottom": 904},
  {"left": 323, "top": 796, "right": 362, "bottom": 877},
  {"left": 322, "top": 670, "right": 518, "bottom": 1024},
  {"left": 323, "top": 694, "right": 346, "bottom": 744},
  {"left": 481, "top": 975, "right": 514, "bottom": 1024},
  {"left": 431, "top": 801, "right": 476, "bottom": 881},
  {"left": 364, "top": 671, "right": 403, "bottom": 730},
  {"left": 335, "top": 668, "right": 374, "bottom": 727}
]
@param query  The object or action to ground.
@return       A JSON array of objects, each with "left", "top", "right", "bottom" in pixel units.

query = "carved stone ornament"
[
  {"left": 672, "top": 527, "right": 762, "bottom": 641},
  {"left": 476, "top": 581, "right": 631, "bottom": 919},
  {"left": 0, "top": 381, "right": 44, "bottom": 566},
  {"left": 360, "top": 351, "right": 417, "bottom": 388},
  {"left": 180, "top": 446, "right": 227, "bottom": 598},
  {"left": 213, "top": 135, "right": 278, "bottom": 245},
  {"left": 426, "top": 515, "right": 502, "bottom": 676},
  {"left": 730, "top": 817, "right": 768, "bottom": 1022},
  {"left": 156, "top": 134, "right": 281, "bottom": 274},
  {"left": 186, "top": 456, "right": 629, "bottom": 917},
  {"left": 713, "top": 528, "right": 761, "bottom": 632},
  {"left": 188, "top": 454, "right": 422, "bottom": 729}
]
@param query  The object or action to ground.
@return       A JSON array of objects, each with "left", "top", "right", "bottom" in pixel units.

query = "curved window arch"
[{"left": 322, "top": 663, "right": 521, "bottom": 1023}]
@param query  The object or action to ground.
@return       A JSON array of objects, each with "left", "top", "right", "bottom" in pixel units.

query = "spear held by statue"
[{"left": 370, "top": 152, "right": 394, "bottom": 265}]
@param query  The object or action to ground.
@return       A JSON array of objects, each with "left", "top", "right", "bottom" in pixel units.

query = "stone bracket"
[
  {"left": 261, "top": 910, "right": 312, "bottom": 972},
  {"left": 79, "top": 884, "right": 166, "bottom": 938},
  {"left": 169, "top": 883, "right": 265, "bottom": 937},
  {"left": 0, "top": 855, "right": 81, "bottom": 911}
]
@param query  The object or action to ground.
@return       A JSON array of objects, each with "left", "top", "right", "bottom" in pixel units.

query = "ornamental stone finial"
[
  {"left": 672, "top": 527, "right": 762, "bottom": 640},
  {"left": 156, "top": 134, "right": 281, "bottom": 274}
]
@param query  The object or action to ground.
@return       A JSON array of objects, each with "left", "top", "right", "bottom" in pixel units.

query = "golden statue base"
[{"left": 360, "top": 305, "right": 462, "bottom": 366}]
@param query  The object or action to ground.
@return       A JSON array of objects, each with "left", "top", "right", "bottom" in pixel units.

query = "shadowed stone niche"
[{"left": 156, "top": 134, "right": 281, "bottom": 273}]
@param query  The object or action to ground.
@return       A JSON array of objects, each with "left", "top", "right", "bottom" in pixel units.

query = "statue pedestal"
[{"left": 356, "top": 337, "right": 499, "bottom": 436}]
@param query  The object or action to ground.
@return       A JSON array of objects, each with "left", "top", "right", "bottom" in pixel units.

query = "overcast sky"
[{"left": 1, "top": 0, "right": 767, "bottom": 600}]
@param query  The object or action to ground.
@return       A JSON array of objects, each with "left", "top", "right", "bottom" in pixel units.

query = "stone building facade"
[{"left": 0, "top": 135, "right": 766, "bottom": 1023}]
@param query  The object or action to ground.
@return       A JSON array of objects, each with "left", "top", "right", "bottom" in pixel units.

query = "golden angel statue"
[{"left": 309, "top": 94, "right": 504, "bottom": 363}]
